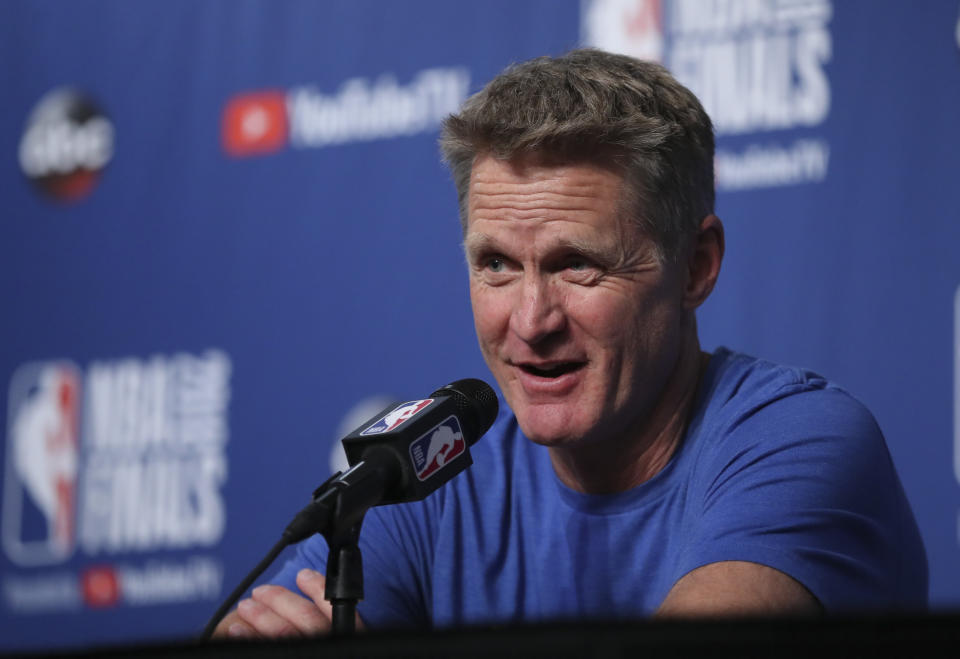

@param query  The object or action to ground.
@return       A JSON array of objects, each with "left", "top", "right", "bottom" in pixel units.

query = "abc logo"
[{"left": 18, "top": 88, "right": 114, "bottom": 203}]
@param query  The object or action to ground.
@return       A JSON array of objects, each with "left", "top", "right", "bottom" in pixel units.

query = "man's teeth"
[{"left": 523, "top": 363, "right": 580, "bottom": 377}]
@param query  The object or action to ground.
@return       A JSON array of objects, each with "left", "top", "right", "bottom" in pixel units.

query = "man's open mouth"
[{"left": 519, "top": 362, "right": 585, "bottom": 378}]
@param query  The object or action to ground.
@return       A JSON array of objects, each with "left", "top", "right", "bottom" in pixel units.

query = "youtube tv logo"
[
  {"left": 221, "top": 68, "right": 469, "bottom": 157},
  {"left": 221, "top": 91, "right": 288, "bottom": 157},
  {"left": 81, "top": 565, "right": 121, "bottom": 608}
]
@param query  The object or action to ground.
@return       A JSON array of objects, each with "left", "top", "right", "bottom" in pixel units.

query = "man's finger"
[
  {"left": 210, "top": 609, "right": 257, "bottom": 640},
  {"left": 248, "top": 584, "right": 332, "bottom": 636},
  {"left": 235, "top": 596, "right": 302, "bottom": 638},
  {"left": 295, "top": 569, "right": 333, "bottom": 620},
  {"left": 297, "top": 569, "right": 364, "bottom": 630},
  {"left": 226, "top": 620, "right": 257, "bottom": 639}
]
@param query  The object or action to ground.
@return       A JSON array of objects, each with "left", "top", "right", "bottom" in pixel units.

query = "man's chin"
[
  {"left": 502, "top": 389, "right": 592, "bottom": 446},
  {"left": 514, "top": 414, "right": 582, "bottom": 448}
]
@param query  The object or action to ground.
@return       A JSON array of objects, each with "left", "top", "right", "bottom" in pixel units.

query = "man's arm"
[{"left": 656, "top": 561, "right": 822, "bottom": 618}]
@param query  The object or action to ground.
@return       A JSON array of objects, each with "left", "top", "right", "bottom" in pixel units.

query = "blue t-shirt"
[{"left": 272, "top": 348, "right": 927, "bottom": 626}]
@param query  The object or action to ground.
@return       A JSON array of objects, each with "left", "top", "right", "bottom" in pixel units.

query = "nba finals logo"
[
  {"left": 2, "top": 362, "right": 81, "bottom": 566},
  {"left": 1, "top": 351, "right": 231, "bottom": 615}
]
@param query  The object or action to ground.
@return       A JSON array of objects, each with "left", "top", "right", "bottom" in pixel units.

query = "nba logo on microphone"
[
  {"left": 361, "top": 399, "right": 433, "bottom": 435},
  {"left": 409, "top": 417, "right": 465, "bottom": 481},
  {"left": 2, "top": 361, "right": 81, "bottom": 566}
]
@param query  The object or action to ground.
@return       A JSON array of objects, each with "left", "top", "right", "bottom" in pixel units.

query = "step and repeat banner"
[{"left": 1, "top": 0, "right": 959, "bottom": 652}]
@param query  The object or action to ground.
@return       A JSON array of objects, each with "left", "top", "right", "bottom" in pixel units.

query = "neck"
[{"left": 548, "top": 331, "right": 709, "bottom": 494}]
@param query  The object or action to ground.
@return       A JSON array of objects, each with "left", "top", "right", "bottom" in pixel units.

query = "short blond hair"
[{"left": 440, "top": 49, "right": 715, "bottom": 261}]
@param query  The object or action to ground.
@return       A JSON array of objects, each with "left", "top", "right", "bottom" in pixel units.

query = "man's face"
[{"left": 465, "top": 154, "right": 689, "bottom": 449}]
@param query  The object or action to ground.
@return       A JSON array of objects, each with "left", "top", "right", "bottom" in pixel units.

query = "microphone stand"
[
  {"left": 323, "top": 522, "right": 364, "bottom": 634},
  {"left": 319, "top": 447, "right": 400, "bottom": 634},
  {"left": 202, "top": 448, "right": 399, "bottom": 639}
]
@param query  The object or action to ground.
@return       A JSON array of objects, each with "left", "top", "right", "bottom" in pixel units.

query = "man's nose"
[{"left": 509, "top": 274, "right": 566, "bottom": 344}]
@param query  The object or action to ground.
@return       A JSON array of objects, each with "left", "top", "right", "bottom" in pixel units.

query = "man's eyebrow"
[
  {"left": 462, "top": 233, "right": 497, "bottom": 256},
  {"left": 463, "top": 233, "right": 623, "bottom": 264},
  {"left": 553, "top": 237, "right": 622, "bottom": 264}
]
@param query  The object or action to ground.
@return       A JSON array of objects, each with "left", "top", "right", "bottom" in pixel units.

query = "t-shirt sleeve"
[
  {"left": 267, "top": 499, "right": 435, "bottom": 629},
  {"left": 674, "top": 385, "right": 927, "bottom": 613}
]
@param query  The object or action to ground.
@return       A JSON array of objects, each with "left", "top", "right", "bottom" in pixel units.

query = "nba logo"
[
  {"left": 2, "top": 361, "right": 81, "bottom": 566},
  {"left": 581, "top": 0, "right": 665, "bottom": 64},
  {"left": 361, "top": 399, "right": 433, "bottom": 436},
  {"left": 409, "top": 416, "right": 465, "bottom": 481}
]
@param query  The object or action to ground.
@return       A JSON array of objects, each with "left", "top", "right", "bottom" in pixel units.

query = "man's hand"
[
  {"left": 656, "top": 561, "right": 822, "bottom": 618},
  {"left": 211, "top": 569, "right": 364, "bottom": 639}
]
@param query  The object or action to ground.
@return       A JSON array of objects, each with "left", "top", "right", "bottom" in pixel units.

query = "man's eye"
[
  {"left": 486, "top": 257, "right": 506, "bottom": 272},
  {"left": 566, "top": 258, "right": 590, "bottom": 271}
]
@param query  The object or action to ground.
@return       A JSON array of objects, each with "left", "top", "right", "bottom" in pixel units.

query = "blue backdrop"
[{"left": 2, "top": 0, "right": 959, "bottom": 651}]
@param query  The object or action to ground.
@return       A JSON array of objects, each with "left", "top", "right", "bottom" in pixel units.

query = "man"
[{"left": 215, "top": 49, "right": 926, "bottom": 638}]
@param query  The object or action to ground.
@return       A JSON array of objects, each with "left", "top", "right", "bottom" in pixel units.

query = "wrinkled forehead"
[
  {"left": 463, "top": 154, "right": 654, "bottom": 263},
  {"left": 468, "top": 148, "right": 628, "bottom": 184},
  {"left": 464, "top": 152, "right": 643, "bottom": 240}
]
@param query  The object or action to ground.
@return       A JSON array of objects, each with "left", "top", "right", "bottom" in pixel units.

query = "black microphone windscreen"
[{"left": 430, "top": 378, "right": 498, "bottom": 445}]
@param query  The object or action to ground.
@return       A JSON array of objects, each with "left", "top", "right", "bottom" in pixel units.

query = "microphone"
[
  {"left": 283, "top": 378, "right": 498, "bottom": 544},
  {"left": 340, "top": 377, "right": 498, "bottom": 502},
  {"left": 201, "top": 378, "right": 498, "bottom": 639}
]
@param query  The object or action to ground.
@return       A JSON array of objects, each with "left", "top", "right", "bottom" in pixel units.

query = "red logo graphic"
[
  {"left": 222, "top": 91, "right": 288, "bottom": 157},
  {"left": 81, "top": 565, "right": 121, "bottom": 608}
]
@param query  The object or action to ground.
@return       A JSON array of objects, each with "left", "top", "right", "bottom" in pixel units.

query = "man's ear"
[{"left": 683, "top": 214, "right": 724, "bottom": 310}]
